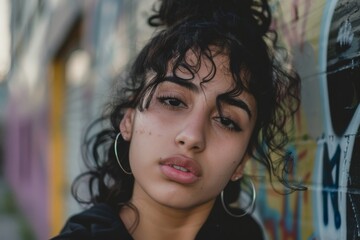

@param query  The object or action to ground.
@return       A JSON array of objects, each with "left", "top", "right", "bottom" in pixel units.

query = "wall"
[
  {"left": 253, "top": 1, "right": 360, "bottom": 239},
  {"left": 4, "top": 0, "right": 155, "bottom": 239}
]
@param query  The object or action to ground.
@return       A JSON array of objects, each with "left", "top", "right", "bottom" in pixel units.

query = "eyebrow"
[
  {"left": 162, "top": 76, "right": 252, "bottom": 118},
  {"left": 220, "top": 97, "right": 252, "bottom": 119},
  {"left": 163, "top": 76, "right": 199, "bottom": 93}
]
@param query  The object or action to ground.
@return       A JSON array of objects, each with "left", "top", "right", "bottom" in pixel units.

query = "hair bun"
[{"left": 148, "top": 0, "right": 271, "bottom": 36}]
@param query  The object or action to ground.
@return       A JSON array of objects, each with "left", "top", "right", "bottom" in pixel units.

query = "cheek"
[
  {"left": 207, "top": 141, "right": 248, "bottom": 176},
  {"left": 206, "top": 152, "right": 240, "bottom": 180},
  {"left": 134, "top": 110, "right": 171, "bottom": 134},
  {"left": 130, "top": 114, "right": 162, "bottom": 142},
  {"left": 127, "top": 116, "right": 153, "bottom": 164},
  {"left": 216, "top": 138, "right": 248, "bottom": 161},
  {"left": 128, "top": 113, "right": 169, "bottom": 161}
]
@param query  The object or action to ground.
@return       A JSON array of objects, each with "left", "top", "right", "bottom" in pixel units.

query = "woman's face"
[{"left": 120, "top": 51, "right": 257, "bottom": 211}]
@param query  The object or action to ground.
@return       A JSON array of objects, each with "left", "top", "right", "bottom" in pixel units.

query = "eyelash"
[
  {"left": 157, "top": 95, "right": 242, "bottom": 132},
  {"left": 214, "top": 116, "right": 242, "bottom": 132},
  {"left": 157, "top": 96, "right": 187, "bottom": 109}
]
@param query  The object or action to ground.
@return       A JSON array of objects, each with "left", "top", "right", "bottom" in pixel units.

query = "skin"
[{"left": 119, "top": 51, "right": 257, "bottom": 240}]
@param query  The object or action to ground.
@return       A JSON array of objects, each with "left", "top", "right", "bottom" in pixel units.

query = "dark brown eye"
[
  {"left": 157, "top": 96, "right": 186, "bottom": 108},
  {"left": 165, "top": 98, "right": 182, "bottom": 106},
  {"left": 214, "top": 116, "right": 242, "bottom": 132}
]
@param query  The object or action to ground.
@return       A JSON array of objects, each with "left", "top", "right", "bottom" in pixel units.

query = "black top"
[{"left": 51, "top": 202, "right": 264, "bottom": 240}]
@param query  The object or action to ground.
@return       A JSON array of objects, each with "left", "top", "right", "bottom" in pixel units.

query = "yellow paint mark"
[{"left": 49, "top": 60, "right": 66, "bottom": 236}]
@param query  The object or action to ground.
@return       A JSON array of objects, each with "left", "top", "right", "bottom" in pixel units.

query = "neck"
[{"left": 120, "top": 184, "right": 214, "bottom": 240}]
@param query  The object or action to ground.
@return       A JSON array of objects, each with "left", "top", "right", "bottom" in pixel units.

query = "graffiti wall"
[{"left": 254, "top": 1, "right": 360, "bottom": 239}]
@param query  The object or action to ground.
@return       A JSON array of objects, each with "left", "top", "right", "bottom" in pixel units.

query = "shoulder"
[
  {"left": 50, "top": 203, "right": 132, "bottom": 240},
  {"left": 197, "top": 201, "right": 264, "bottom": 240},
  {"left": 221, "top": 213, "right": 264, "bottom": 239}
]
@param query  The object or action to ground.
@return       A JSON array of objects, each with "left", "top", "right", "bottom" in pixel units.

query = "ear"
[
  {"left": 231, "top": 154, "right": 251, "bottom": 181},
  {"left": 119, "top": 108, "right": 135, "bottom": 141}
]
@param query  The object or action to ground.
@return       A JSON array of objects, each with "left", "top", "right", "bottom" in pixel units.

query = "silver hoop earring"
[
  {"left": 221, "top": 176, "right": 256, "bottom": 218},
  {"left": 114, "top": 133, "right": 132, "bottom": 175}
]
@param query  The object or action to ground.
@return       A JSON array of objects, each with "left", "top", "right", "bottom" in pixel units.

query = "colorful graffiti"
[
  {"left": 254, "top": 0, "right": 360, "bottom": 239},
  {"left": 315, "top": 0, "right": 360, "bottom": 239}
]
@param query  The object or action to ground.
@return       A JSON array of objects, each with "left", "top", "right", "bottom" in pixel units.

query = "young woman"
[{"left": 52, "top": 0, "right": 303, "bottom": 239}]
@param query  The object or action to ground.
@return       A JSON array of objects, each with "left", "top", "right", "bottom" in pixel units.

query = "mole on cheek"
[{"left": 135, "top": 129, "right": 145, "bottom": 134}]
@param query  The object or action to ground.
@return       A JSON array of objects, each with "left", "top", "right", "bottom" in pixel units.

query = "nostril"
[{"left": 175, "top": 132, "right": 206, "bottom": 151}]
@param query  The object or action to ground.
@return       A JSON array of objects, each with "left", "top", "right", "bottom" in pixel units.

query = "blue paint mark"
[
  {"left": 322, "top": 143, "right": 341, "bottom": 229},
  {"left": 257, "top": 176, "right": 281, "bottom": 239}
]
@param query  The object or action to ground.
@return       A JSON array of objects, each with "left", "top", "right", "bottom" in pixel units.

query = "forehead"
[
  {"left": 170, "top": 48, "right": 234, "bottom": 89},
  {"left": 164, "top": 48, "right": 257, "bottom": 111}
]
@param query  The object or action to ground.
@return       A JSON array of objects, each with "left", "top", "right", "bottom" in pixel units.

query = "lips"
[{"left": 159, "top": 155, "right": 202, "bottom": 184}]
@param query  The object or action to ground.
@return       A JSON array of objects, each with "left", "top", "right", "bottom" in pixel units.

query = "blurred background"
[
  {"left": 0, "top": 0, "right": 156, "bottom": 239},
  {"left": 0, "top": 0, "right": 359, "bottom": 240}
]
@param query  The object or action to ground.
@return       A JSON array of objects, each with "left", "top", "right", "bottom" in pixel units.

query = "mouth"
[
  {"left": 171, "top": 164, "right": 190, "bottom": 172},
  {"left": 159, "top": 155, "right": 202, "bottom": 184}
]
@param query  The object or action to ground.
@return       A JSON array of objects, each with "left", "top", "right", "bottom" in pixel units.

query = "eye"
[
  {"left": 157, "top": 96, "right": 186, "bottom": 109},
  {"left": 214, "top": 116, "right": 242, "bottom": 132}
]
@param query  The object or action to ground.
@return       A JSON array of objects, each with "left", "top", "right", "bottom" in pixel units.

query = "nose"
[{"left": 175, "top": 110, "right": 207, "bottom": 152}]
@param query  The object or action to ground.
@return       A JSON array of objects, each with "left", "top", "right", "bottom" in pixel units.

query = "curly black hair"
[{"left": 72, "top": 0, "right": 304, "bottom": 209}]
